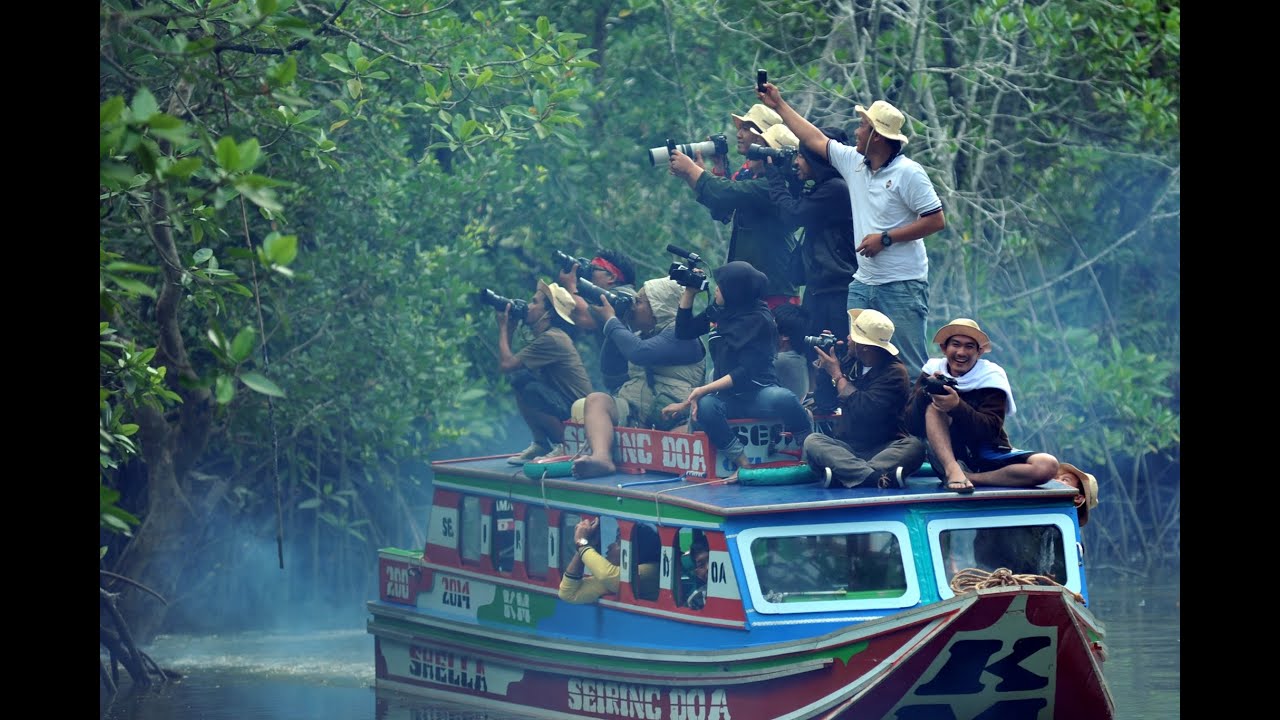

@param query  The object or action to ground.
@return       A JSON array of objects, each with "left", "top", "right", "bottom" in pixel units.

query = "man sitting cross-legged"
[{"left": 905, "top": 317, "right": 1059, "bottom": 494}]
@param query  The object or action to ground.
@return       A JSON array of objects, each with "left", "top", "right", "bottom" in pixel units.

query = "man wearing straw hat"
[
  {"left": 802, "top": 308, "right": 925, "bottom": 489},
  {"left": 905, "top": 317, "right": 1060, "bottom": 493},
  {"left": 496, "top": 279, "right": 594, "bottom": 465},
  {"left": 757, "top": 83, "right": 945, "bottom": 379}
]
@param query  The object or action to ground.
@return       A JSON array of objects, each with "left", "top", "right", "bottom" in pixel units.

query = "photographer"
[
  {"left": 660, "top": 261, "right": 811, "bottom": 483},
  {"left": 571, "top": 277, "right": 706, "bottom": 478},
  {"left": 765, "top": 127, "right": 859, "bottom": 416},
  {"left": 905, "top": 317, "right": 1059, "bottom": 493},
  {"left": 668, "top": 107, "right": 802, "bottom": 309},
  {"left": 803, "top": 309, "right": 924, "bottom": 489},
  {"left": 495, "top": 280, "right": 594, "bottom": 465},
  {"left": 557, "top": 248, "right": 637, "bottom": 394}
]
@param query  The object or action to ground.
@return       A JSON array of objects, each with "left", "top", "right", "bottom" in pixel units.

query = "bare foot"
[
  {"left": 572, "top": 455, "right": 615, "bottom": 479},
  {"left": 722, "top": 471, "right": 740, "bottom": 484}
]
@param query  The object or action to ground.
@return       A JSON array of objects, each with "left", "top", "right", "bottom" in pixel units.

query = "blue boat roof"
[{"left": 430, "top": 455, "right": 1081, "bottom": 518}]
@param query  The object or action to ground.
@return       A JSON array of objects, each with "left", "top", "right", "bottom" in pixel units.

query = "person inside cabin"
[
  {"left": 661, "top": 261, "right": 811, "bottom": 483},
  {"left": 771, "top": 302, "right": 812, "bottom": 406},
  {"left": 497, "top": 279, "right": 594, "bottom": 465},
  {"left": 559, "top": 518, "right": 661, "bottom": 604},
  {"left": 683, "top": 534, "right": 711, "bottom": 610},
  {"left": 570, "top": 277, "right": 707, "bottom": 479},
  {"left": 802, "top": 309, "right": 925, "bottom": 489},
  {"left": 904, "top": 317, "right": 1059, "bottom": 493}
]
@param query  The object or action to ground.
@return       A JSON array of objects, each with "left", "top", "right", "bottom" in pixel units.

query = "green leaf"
[
  {"left": 298, "top": 498, "right": 322, "bottom": 510},
  {"left": 215, "top": 374, "right": 236, "bottom": 404},
  {"left": 101, "top": 96, "right": 126, "bottom": 125},
  {"left": 240, "top": 371, "right": 286, "bottom": 397},
  {"left": 346, "top": 41, "right": 362, "bottom": 67},
  {"left": 263, "top": 233, "right": 298, "bottom": 265},
  {"left": 192, "top": 248, "right": 213, "bottom": 264},
  {"left": 269, "top": 55, "right": 297, "bottom": 86},
  {"left": 230, "top": 327, "right": 256, "bottom": 363},
  {"left": 215, "top": 136, "right": 240, "bottom": 170},
  {"left": 322, "top": 53, "right": 352, "bottom": 75},
  {"left": 167, "top": 156, "right": 203, "bottom": 179},
  {"left": 104, "top": 262, "right": 158, "bottom": 274},
  {"left": 237, "top": 138, "right": 261, "bottom": 170},
  {"left": 107, "top": 274, "right": 157, "bottom": 298},
  {"left": 257, "top": 0, "right": 278, "bottom": 16},
  {"left": 130, "top": 87, "right": 159, "bottom": 121}
]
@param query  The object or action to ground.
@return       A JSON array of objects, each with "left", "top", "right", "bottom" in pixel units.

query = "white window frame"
[
  {"left": 927, "top": 513, "right": 1081, "bottom": 600},
  {"left": 736, "top": 521, "right": 920, "bottom": 614}
]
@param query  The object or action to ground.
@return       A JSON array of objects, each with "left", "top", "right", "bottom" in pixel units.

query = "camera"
[
  {"left": 804, "top": 332, "right": 839, "bottom": 349},
  {"left": 577, "top": 276, "right": 635, "bottom": 318},
  {"left": 666, "top": 244, "right": 709, "bottom": 292},
  {"left": 922, "top": 374, "right": 959, "bottom": 395},
  {"left": 746, "top": 143, "right": 798, "bottom": 165},
  {"left": 477, "top": 288, "right": 528, "bottom": 316},
  {"left": 648, "top": 134, "right": 730, "bottom": 166},
  {"left": 553, "top": 249, "right": 592, "bottom": 280}
]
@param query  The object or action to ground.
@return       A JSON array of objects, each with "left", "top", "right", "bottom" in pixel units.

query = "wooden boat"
[{"left": 367, "top": 418, "right": 1114, "bottom": 719}]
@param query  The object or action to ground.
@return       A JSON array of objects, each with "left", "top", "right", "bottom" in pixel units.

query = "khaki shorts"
[{"left": 570, "top": 396, "right": 635, "bottom": 427}]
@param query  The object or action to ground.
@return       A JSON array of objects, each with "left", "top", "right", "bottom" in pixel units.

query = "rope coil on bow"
[{"left": 949, "top": 567, "right": 1085, "bottom": 604}]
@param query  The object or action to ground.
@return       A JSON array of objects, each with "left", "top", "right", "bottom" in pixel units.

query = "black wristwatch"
[{"left": 881, "top": 231, "right": 894, "bottom": 247}]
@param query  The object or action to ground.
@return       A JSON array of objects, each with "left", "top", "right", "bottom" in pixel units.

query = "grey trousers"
[{"left": 802, "top": 433, "right": 927, "bottom": 488}]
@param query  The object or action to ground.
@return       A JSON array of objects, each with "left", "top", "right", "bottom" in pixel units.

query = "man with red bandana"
[{"left": 905, "top": 317, "right": 1059, "bottom": 493}]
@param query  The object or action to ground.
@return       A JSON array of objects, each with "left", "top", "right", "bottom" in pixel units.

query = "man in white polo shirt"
[{"left": 756, "top": 83, "right": 945, "bottom": 378}]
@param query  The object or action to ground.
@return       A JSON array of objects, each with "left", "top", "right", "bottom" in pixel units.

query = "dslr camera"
[
  {"left": 666, "top": 243, "right": 709, "bottom": 292},
  {"left": 553, "top": 249, "right": 593, "bottom": 280},
  {"left": 648, "top": 134, "right": 730, "bottom": 166},
  {"left": 477, "top": 288, "right": 528, "bottom": 316},
  {"left": 746, "top": 143, "right": 798, "bottom": 166},
  {"left": 577, "top": 276, "right": 635, "bottom": 318},
  {"left": 922, "top": 374, "right": 959, "bottom": 395},
  {"left": 804, "top": 332, "right": 839, "bottom": 350}
]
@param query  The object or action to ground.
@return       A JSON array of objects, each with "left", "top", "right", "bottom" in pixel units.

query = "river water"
[{"left": 103, "top": 578, "right": 1178, "bottom": 720}]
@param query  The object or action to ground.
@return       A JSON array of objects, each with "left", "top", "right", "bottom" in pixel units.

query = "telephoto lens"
[{"left": 478, "top": 289, "right": 528, "bottom": 316}]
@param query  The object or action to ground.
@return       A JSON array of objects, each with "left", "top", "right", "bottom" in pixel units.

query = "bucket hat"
[
  {"left": 731, "top": 104, "right": 783, "bottom": 134},
  {"left": 536, "top": 279, "right": 577, "bottom": 325},
  {"left": 854, "top": 100, "right": 910, "bottom": 145},
  {"left": 847, "top": 309, "right": 898, "bottom": 356},
  {"left": 760, "top": 123, "right": 799, "bottom": 150},
  {"left": 932, "top": 318, "right": 991, "bottom": 353},
  {"left": 1059, "top": 462, "right": 1100, "bottom": 526}
]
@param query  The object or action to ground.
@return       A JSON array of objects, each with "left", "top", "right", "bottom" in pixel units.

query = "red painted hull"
[{"left": 370, "top": 585, "right": 1113, "bottom": 719}]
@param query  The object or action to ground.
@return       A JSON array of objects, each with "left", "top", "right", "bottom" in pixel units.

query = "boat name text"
[
  {"left": 409, "top": 645, "right": 488, "bottom": 693},
  {"left": 440, "top": 576, "right": 471, "bottom": 610},
  {"left": 567, "top": 679, "right": 730, "bottom": 719}
]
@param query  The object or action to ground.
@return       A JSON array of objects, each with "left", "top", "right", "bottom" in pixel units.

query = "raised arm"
[{"left": 758, "top": 83, "right": 829, "bottom": 161}]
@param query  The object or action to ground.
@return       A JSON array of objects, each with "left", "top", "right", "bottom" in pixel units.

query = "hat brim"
[
  {"left": 731, "top": 114, "right": 762, "bottom": 133},
  {"left": 847, "top": 309, "right": 899, "bottom": 356},
  {"left": 932, "top": 323, "right": 991, "bottom": 353},
  {"left": 537, "top": 279, "right": 577, "bottom": 325},
  {"left": 1059, "top": 462, "right": 1099, "bottom": 526},
  {"left": 854, "top": 104, "right": 910, "bottom": 145}
]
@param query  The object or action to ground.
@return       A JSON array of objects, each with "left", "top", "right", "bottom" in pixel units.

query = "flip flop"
[{"left": 943, "top": 477, "right": 975, "bottom": 494}]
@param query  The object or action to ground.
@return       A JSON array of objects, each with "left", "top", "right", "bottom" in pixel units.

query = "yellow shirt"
[{"left": 559, "top": 547, "right": 659, "bottom": 603}]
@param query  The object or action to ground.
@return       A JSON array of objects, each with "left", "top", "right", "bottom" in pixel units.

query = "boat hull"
[{"left": 369, "top": 585, "right": 1112, "bottom": 719}]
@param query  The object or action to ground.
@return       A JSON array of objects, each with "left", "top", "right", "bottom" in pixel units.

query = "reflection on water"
[{"left": 105, "top": 580, "right": 1178, "bottom": 720}]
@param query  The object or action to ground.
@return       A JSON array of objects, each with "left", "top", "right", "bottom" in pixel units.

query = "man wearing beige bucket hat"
[
  {"left": 668, "top": 106, "right": 803, "bottom": 308},
  {"left": 801, "top": 309, "right": 925, "bottom": 489},
  {"left": 495, "top": 279, "right": 594, "bottom": 465},
  {"left": 905, "top": 317, "right": 1060, "bottom": 493},
  {"left": 757, "top": 83, "right": 946, "bottom": 379}
]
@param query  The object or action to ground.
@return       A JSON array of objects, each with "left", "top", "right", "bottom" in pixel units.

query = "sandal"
[{"left": 943, "top": 476, "right": 975, "bottom": 494}]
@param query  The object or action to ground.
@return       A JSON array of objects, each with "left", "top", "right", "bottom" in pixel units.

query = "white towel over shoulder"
[{"left": 921, "top": 357, "right": 1016, "bottom": 417}]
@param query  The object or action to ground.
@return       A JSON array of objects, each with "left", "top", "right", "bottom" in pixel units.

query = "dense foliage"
[{"left": 101, "top": 0, "right": 1179, "bottom": 636}]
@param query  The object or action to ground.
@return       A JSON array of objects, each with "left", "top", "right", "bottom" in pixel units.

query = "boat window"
[
  {"left": 927, "top": 514, "right": 1080, "bottom": 599},
  {"left": 675, "top": 529, "right": 709, "bottom": 609},
  {"left": 525, "top": 506, "right": 549, "bottom": 578},
  {"left": 737, "top": 522, "right": 919, "bottom": 613},
  {"left": 460, "top": 496, "right": 482, "bottom": 564},
  {"left": 493, "top": 499, "right": 515, "bottom": 573},
  {"left": 631, "top": 523, "right": 661, "bottom": 602}
]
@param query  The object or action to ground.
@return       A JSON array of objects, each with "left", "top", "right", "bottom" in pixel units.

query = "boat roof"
[{"left": 430, "top": 455, "right": 1081, "bottom": 518}]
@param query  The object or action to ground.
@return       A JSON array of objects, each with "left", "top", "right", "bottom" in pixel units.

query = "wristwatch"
[
  {"left": 831, "top": 375, "right": 843, "bottom": 388},
  {"left": 881, "top": 231, "right": 894, "bottom": 247},
  {"left": 576, "top": 538, "right": 590, "bottom": 549}
]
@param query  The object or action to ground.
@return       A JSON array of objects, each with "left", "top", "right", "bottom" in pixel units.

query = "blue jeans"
[
  {"left": 847, "top": 278, "right": 929, "bottom": 379},
  {"left": 696, "top": 385, "right": 812, "bottom": 464}
]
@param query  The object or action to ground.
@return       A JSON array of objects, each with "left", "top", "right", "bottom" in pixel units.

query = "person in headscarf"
[
  {"left": 571, "top": 277, "right": 707, "bottom": 478},
  {"left": 662, "top": 261, "right": 812, "bottom": 482}
]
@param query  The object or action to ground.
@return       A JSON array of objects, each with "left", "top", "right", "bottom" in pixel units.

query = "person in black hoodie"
[
  {"left": 661, "top": 261, "right": 812, "bottom": 481},
  {"left": 766, "top": 127, "right": 859, "bottom": 415}
]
